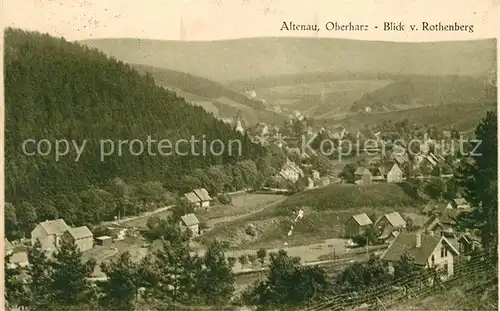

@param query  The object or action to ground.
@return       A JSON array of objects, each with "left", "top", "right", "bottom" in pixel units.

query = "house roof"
[
  {"left": 378, "top": 212, "right": 407, "bottom": 227},
  {"left": 5, "top": 239, "right": 14, "bottom": 252},
  {"left": 354, "top": 167, "right": 371, "bottom": 175},
  {"left": 180, "top": 213, "right": 199, "bottom": 227},
  {"left": 458, "top": 232, "right": 481, "bottom": 244},
  {"left": 184, "top": 192, "right": 201, "bottom": 203},
  {"left": 193, "top": 188, "right": 212, "bottom": 201},
  {"left": 382, "top": 233, "right": 459, "bottom": 266},
  {"left": 351, "top": 213, "right": 373, "bottom": 226},
  {"left": 9, "top": 251, "right": 28, "bottom": 265},
  {"left": 423, "top": 215, "right": 443, "bottom": 231},
  {"left": 37, "top": 219, "right": 70, "bottom": 236},
  {"left": 66, "top": 226, "right": 93, "bottom": 239}
]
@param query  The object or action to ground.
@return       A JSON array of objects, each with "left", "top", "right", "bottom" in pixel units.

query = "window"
[
  {"left": 431, "top": 255, "right": 435, "bottom": 265},
  {"left": 440, "top": 247, "right": 445, "bottom": 257}
]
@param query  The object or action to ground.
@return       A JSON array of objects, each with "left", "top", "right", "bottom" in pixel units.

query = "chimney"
[{"left": 416, "top": 232, "right": 422, "bottom": 248}]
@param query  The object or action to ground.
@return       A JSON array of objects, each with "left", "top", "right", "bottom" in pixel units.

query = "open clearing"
[{"left": 254, "top": 80, "right": 391, "bottom": 117}]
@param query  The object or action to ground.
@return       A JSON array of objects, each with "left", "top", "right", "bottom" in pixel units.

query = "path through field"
[{"left": 206, "top": 196, "right": 287, "bottom": 227}]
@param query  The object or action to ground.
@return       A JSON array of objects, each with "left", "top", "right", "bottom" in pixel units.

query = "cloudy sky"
[{"left": 2, "top": 0, "right": 499, "bottom": 42}]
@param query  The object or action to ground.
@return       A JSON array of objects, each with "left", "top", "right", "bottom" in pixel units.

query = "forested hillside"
[
  {"left": 350, "top": 75, "right": 496, "bottom": 112},
  {"left": 4, "top": 28, "right": 281, "bottom": 238}
]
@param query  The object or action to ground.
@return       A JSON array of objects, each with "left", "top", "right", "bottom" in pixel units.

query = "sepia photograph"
[{"left": 1, "top": 1, "right": 498, "bottom": 311}]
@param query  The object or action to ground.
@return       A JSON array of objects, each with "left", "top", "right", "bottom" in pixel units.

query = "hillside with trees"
[
  {"left": 350, "top": 75, "right": 496, "bottom": 113},
  {"left": 4, "top": 28, "right": 284, "bottom": 239}
]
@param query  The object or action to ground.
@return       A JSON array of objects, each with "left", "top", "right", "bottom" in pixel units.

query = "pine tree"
[
  {"left": 50, "top": 239, "right": 96, "bottom": 307},
  {"left": 25, "top": 240, "right": 54, "bottom": 310},
  {"left": 197, "top": 240, "right": 235, "bottom": 305},
  {"left": 99, "top": 251, "right": 144, "bottom": 311},
  {"left": 4, "top": 253, "right": 25, "bottom": 309}
]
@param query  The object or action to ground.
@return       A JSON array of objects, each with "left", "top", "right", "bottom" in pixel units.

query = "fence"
[{"left": 300, "top": 250, "right": 497, "bottom": 311}]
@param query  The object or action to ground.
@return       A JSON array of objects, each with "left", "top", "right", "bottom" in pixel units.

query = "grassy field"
[
  {"left": 254, "top": 79, "right": 391, "bottom": 117},
  {"left": 197, "top": 183, "right": 425, "bottom": 250}
]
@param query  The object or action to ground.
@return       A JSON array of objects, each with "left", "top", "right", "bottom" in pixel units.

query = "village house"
[
  {"left": 279, "top": 158, "right": 304, "bottom": 183},
  {"left": 8, "top": 251, "right": 29, "bottom": 269},
  {"left": 344, "top": 213, "right": 373, "bottom": 238},
  {"left": 307, "top": 177, "right": 315, "bottom": 189},
  {"left": 422, "top": 215, "right": 445, "bottom": 236},
  {"left": 184, "top": 188, "right": 212, "bottom": 208},
  {"left": 5, "top": 238, "right": 14, "bottom": 255},
  {"left": 378, "top": 227, "right": 400, "bottom": 244},
  {"left": 385, "top": 163, "right": 404, "bottom": 183},
  {"left": 382, "top": 232, "right": 459, "bottom": 279},
  {"left": 179, "top": 213, "right": 200, "bottom": 237},
  {"left": 354, "top": 167, "right": 372, "bottom": 185},
  {"left": 446, "top": 198, "right": 471, "bottom": 210},
  {"left": 193, "top": 188, "right": 212, "bottom": 208},
  {"left": 31, "top": 219, "right": 71, "bottom": 252},
  {"left": 96, "top": 236, "right": 113, "bottom": 247},
  {"left": 457, "top": 232, "right": 481, "bottom": 256},
  {"left": 62, "top": 226, "right": 94, "bottom": 252},
  {"left": 375, "top": 212, "right": 407, "bottom": 232},
  {"left": 184, "top": 191, "right": 202, "bottom": 208},
  {"left": 312, "top": 169, "right": 321, "bottom": 180}
]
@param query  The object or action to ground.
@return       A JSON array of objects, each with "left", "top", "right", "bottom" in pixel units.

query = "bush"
[
  {"left": 352, "top": 235, "right": 368, "bottom": 247},
  {"left": 218, "top": 194, "right": 232, "bottom": 205},
  {"left": 245, "top": 224, "right": 257, "bottom": 237}
]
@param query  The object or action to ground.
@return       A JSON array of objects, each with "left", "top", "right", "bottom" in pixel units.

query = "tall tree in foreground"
[
  {"left": 197, "top": 240, "right": 235, "bottom": 305},
  {"left": 456, "top": 111, "right": 498, "bottom": 253},
  {"left": 50, "top": 239, "right": 96, "bottom": 307},
  {"left": 100, "top": 251, "right": 144, "bottom": 311},
  {"left": 24, "top": 240, "right": 54, "bottom": 310},
  {"left": 4, "top": 253, "right": 25, "bottom": 310}
]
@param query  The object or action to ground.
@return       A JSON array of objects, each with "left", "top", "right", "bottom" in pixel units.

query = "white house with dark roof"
[
  {"left": 31, "top": 219, "right": 71, "bottom": 252},
  {"left": 179, "top": 213, "right": 200, "bottom": 237},
  {"left": 344, "top": 213, "right": 373, "bottom": 238},
  {"left": 62, "top": 226, "right": 94, "bottom": 252},
  {"left": 382, "top": 232, "right": 459, "bottom": 279}
]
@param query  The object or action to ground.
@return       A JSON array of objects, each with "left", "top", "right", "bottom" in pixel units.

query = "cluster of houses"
[
  {"left": 345, "top": 205, "right": 480, "bottom": 279},
  {"left": 184, "top": 188, "right": 213, "bottom": 209}
]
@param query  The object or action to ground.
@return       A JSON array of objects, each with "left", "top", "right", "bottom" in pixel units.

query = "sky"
[{"left": 2, "top": 0, "right": 499, "bottom": 42}]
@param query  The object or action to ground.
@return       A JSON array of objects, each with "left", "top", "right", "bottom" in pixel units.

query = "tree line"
[{"left": 4, "top": 28, "right": 286, "bottom": 239}]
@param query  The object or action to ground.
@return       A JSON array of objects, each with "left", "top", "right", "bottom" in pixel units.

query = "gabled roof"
[
  {"left": 193, "top": 188, "right": 212, "bottom": 201},
  {"left": 184, "top": 192, "right": 201, "bottom": 203},
  {"left": 350, "top": 213, "right": 373, "bottom": 226},
  {"left": 36, "top": 219, "right": 70, "bottom": 236},
  {"left": 423, "top": 215, "right": 443, "bottom": 231},
  {"left": 377, "top": 212, "right": 407, "bottom": 228},
  {"left": 382, "top": 233, "right": 459, "bottom": 266},
  {"left": 66, "top": 226, "right": 93, "bottom": 239},
  {"left": 180, "top": 213, "right": 199, "bottom": 227},
  {"left": 387, "top": 163, "right": 403, "bottom": 174},
  {"left": 354, "top": 167, "right": 371, "bottom": 175},
  {"left": 458, "top": 233, "right": 481, "bottom": 244}
]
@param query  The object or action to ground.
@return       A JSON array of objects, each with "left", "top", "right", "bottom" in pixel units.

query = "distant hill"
[
  {"left": 319, "top": 101, "right": 497, "bottom": 135},
  {"left": 80, "top": 37, "right": 496, "bottom": 83},
  {"left": 131, "top": 64, "right": 286, "bottom": 125},
  {"left": 350, "top": 75, "right": 496, "bottom": 113}
]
